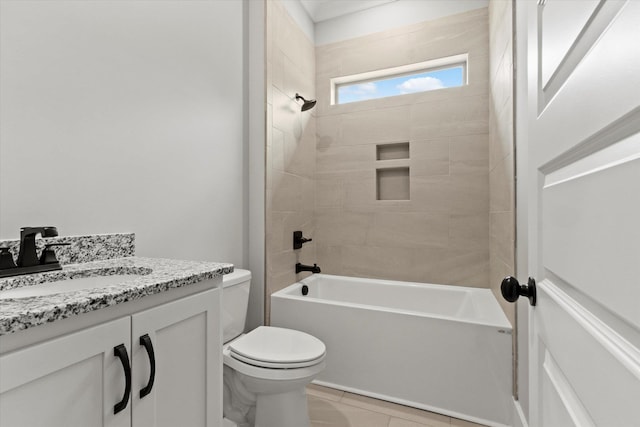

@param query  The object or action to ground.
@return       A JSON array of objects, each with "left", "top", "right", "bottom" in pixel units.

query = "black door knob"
[{"left": 500, "top": 276, "right": 537, "bottom": 306}]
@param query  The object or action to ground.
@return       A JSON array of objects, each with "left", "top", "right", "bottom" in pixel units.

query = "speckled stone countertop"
[
  {"left": 0, "top": 233, "right": 233, "bottom": 335},
  {"left": 0, "top": 257, "right": 233, "bottom": 335}
]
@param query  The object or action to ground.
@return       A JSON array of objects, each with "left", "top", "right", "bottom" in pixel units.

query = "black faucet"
[
  {"left": 296, "top": 263, "right": 321, "bottom": 274},
  {"left": 0, "top": 226, "right": 65, "bottom": 278},
  {"left": 17, "top": 226, "right": 59, "bottom": 267}
]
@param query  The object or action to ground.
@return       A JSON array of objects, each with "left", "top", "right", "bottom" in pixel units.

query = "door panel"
[
  {"left": 538, "top": 0, "right": 627, "bottom": 109},
  {"left": 540, "top": 0, "right": 600, "bottom": 86},
  {"left": 540, "top": 345, "right": 595, "bottom": 427},
  {"left": 522, "top": 0, "right": 640, "bottom": 425},
  {"left": 542, "top": 146, "right": 640, "bottom": 328},
  {"left": 535, "top": 281, "right": 640, "bottom": 425},
  {"left": 536, "top": 0, "right": 639, "bottom": 160}
]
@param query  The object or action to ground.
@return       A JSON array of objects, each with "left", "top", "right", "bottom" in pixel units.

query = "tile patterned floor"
[{"left": 307, "top": 384, "right": 487, "bottom": 427}]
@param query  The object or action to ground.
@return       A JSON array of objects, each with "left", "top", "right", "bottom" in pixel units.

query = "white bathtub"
[{"left": 271, "top": 274, "right": 513, "bottom": 427}]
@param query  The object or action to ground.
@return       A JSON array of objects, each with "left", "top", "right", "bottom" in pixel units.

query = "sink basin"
[{"left": 0, "top": 274, "right": 143, "bottom": 299}]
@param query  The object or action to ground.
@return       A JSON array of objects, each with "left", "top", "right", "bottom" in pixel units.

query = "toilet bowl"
[{"left": 222, "top": 270, "right": 326, "bottom": 427}]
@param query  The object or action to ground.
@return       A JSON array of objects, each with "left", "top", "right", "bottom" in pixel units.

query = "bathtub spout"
[{"left": 296, "top": 263, "right": 321, "bottom": 274}]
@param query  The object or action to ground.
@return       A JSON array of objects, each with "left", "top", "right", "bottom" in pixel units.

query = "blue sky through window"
[{"left": 337, "top": 66, "right": 464, "bottom": 104}]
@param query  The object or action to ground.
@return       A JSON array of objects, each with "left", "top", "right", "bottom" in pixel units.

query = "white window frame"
[{"left": 330, "top": 53, "right": 469, "bottom": 105}]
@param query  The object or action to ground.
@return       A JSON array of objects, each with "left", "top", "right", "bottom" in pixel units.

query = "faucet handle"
[
  {"left": 39, "top": 242, "right": 70, "bottom": 265},
  {"left": 0, "top": 247, "right": 17, "bottom": 269},
  {"left": 293, "top": 231, "right": 313, "bottom": 249}
]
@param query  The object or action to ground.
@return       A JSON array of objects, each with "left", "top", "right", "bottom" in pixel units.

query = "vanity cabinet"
[
  {"left": 0, "top": 317, "right": 131, "bottom": 427},
  {"left": 0, "top": 287, "right": 221, "bottom": 427},
  {"left": 131, "top": 289, "right": 221, "bottom": 427}
]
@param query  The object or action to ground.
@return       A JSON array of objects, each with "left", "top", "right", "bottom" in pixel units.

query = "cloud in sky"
[
  {"left": 397, "top": 76, "right": 444, "bottom": 94},
  {"left": 348, "top": 82, "right": 377, "bottom": 95},
  {"left": 339, "top": 82, "right": 379, "bottom": 102}
]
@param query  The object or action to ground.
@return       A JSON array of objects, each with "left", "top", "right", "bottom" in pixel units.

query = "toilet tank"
[{"left": 222, "top": 269, "right": 252, "bottom": 343}]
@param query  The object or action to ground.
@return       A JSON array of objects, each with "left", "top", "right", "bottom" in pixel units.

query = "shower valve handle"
[{"left": 293, "top": 231, "right": 312, "bottom": 249}]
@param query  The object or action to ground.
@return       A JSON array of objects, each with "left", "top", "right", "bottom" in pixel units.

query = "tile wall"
[
  {"left": 314, "top": 9, "right": 491, "bottom": 287},
  {"left": 488, "top": 0, "right": 515, "bottom": 326},
  {"left": 264, "top": 3, "right": 515, "bottom": 324},
  {"left": 265, "top": 0, "right": 317, "bottom": 323},
  {"left": 488, "top": 0, "right": 516, "bottom": 396}
]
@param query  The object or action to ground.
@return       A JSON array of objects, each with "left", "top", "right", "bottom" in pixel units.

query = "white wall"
[
  {"left": 0, "top": 1, "right": 246, "bottom": 266},
  {"left": 282, "top": 0, "right": 315, "bottom": 43},
  {"left": 315, "top": 0, "right": 488, "bottom": 45},
  {"left": 247, "top": 0, "right": 266, "bottom": 330}
]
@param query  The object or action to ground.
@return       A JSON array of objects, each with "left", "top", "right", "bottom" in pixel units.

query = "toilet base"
[
  {"left": 223, "top": 335, "right": 325, "bottom": 427},
  {"left": 254, "top": 388, "right": 310, "bottom": 427}
]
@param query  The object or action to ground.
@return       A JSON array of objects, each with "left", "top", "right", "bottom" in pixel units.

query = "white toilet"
[{"left": 222, "top": 269, "right": 326, "bottom": 427}]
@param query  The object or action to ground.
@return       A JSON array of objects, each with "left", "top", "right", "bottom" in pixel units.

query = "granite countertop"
[{"left": 0, "top": 256, "right": 234, "bottom": 335}]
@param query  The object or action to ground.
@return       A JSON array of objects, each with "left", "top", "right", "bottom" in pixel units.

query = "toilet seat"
[
  {"left": 230, "top": 350, "right": 324, "bottom": 369},
  {"left": 228, "top": 326, "right": 326, "bottom": 369}
]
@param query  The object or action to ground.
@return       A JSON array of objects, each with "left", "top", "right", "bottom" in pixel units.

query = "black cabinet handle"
[
  {"left": 139, "top": 334, "right": 156, "bottom": 398},
  {"left": 501, "top": 276, "right": 537, "bottom": 306},
  {"left": 113, "top": 344, "right": 131, "bottom": 414}
]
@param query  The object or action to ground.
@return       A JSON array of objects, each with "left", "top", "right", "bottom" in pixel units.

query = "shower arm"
[{"left": 295, "top": 93, "right": 316, "bottom": 112}]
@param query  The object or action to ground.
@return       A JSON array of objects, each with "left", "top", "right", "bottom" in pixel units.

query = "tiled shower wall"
[
  {"left": 265, "top": 0, "right": 316, "bottom": 323},
  {"left": 314, "top": 9, "right": 490, "bottom": 287},
  {"left": 488, "top": 0, "right": 515, "bottom": 326}
]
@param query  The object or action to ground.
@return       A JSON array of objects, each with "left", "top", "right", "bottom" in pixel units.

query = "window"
[{"left": 331, "top": 54, "right": 467, "bottom": 105}]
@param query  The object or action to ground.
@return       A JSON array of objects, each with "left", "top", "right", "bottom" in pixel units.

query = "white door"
[
  {"left": 0, "top": 317, "right": 131, "bottom": 427},
  {"left": 131, "top": 288, "right": 221, "bottom": 427},
  {"left": 519, "top": 0, "right": 640, "bottom": 426}
]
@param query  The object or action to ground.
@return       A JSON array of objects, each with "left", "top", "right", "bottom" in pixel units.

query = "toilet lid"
[{"left": 228, "top": 326, "right": 326, "bottom": 368}]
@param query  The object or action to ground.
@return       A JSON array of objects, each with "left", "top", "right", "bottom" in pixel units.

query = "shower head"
[{"left": 295, "top": 93, "right": 317, "bottom": 112}]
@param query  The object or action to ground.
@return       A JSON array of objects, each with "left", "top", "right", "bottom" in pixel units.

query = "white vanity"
[{"left": 0, "top": 233, "right": 232, "bottom": 427}]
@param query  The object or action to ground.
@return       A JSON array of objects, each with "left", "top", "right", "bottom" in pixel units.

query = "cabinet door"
[
  {"left": 131, "top": 288, "right": 221, "bottom": 427},
  {"left": 0, "top": 317, "right": 131, "bottom": 427}
]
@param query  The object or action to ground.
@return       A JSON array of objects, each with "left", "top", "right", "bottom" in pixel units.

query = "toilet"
[{"left": 222, "top": 269, "right": 326, "bottom": 427}]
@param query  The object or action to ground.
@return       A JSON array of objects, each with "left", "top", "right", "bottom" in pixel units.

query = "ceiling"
[{"left": 299, "top": 0, "right": 398, "bottom": 23}]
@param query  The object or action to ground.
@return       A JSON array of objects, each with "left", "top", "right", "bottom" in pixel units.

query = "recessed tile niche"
[
  {"left": 376, "top": 168, "right": 410, "bottom": 200},
  {"left": 376, "top": 142, "right": 410, "bottom": 200},
  {"left": 376, "top": 142, "right": 410, "bottom": 160}
]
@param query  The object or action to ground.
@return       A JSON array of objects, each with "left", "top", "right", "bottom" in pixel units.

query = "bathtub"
[{"left": 270, "top": 274, "right": 513, "bottom": 427}]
